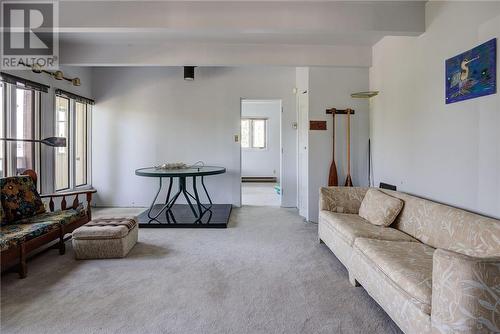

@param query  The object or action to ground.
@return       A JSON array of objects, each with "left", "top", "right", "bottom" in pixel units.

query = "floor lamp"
[
  {"left": 0, "top": 137, "right": 66, "bottom": 147},
  {"left": 0, "top": 137, "right": 66, "bottom": 178}
]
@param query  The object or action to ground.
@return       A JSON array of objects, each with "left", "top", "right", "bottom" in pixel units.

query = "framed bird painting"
[{"left": 445, "top": 38, "right": 497, "bottom": 104}]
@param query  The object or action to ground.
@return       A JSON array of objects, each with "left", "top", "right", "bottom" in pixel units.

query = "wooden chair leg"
[
  {"left": 19, "top": 243, "right": 27, "bottom": 279},
  {"left": 59, "top": 228, "right": 66, "bottom": 255}
]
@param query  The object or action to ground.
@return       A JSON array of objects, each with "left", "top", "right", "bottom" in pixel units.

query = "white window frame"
[
  {"left": 241, "top": 118, "right": 268, "bottom": 150},
  {"left": 74, "top": 101, "right": 89, "bottom": 188},
  {"left": 54, "top": 93, "right": 92, "bottom": 192},
  {"left": 54, "top": 95, "right": 70, "bottom": 191}
]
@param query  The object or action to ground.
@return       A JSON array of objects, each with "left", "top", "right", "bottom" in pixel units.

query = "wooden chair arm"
[
  {"left": 41, "top": 189, "right": 97, "bottom": 220},
  {"left": 40, "top": 189, "right": 97, "bottom": 199}
]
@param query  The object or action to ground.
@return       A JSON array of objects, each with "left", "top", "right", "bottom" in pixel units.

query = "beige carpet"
[
  {"left": 242, "top": 182, "right": 281, "bottom": 207},
  {"left": 1, "top": 206, "right": 401, "bottom": 334}
]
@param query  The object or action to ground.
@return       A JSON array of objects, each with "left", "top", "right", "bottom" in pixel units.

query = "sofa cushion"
[
  {"left": 350, "top": 244, "right": 432, "bottom": 334},
  {"left": 353, "top": 238, "right": 435, "bottom": 315},
  {"left": 319, "top": 211, "right": 417, "bottom": 246},
  {"left": 0, "top": 208, "right": 85, "bottom": 251},
  {"left": 380, "top": 189, "right": 500, "bottom": 258},
  {"left": 0, "top": 176, "right": 46, "bottom": 224},
  {"left": 17, "top": 207, "right": 85, "bottom": 226},
  {"left": 358, "top": 189, "right": 403, "bottom": 226},
  {"left": 0, "top": 221, "right": 60, "bottom": 251},
  {"left": 319, "top": 187, "right": 368, "bottom": 214}
]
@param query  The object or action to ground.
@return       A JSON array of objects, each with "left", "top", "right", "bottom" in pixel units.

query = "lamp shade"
[
  {"left": 53, "top": 71, "right": 64, "bottom": 80},
  {"left": 351, "top": 91, "right": 379, "bottom": 98},
  {"left": 32, "top": 64, "right": 43, "bottom": 73},
  {"left": 41, "top": 137, "right": 66, "bottom": 147}
]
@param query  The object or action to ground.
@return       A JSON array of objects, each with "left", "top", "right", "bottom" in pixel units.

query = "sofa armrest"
[
  {"left": 319, "top": 187, "right": 368, "bottom": 213},
  {"left": 431, "top": 249, "right": 500, "bottom": 334}
]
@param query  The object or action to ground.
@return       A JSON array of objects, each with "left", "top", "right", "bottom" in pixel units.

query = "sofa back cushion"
[
  {"left": 359, "top": 189, "right": 403, "bottom": 226},
  {"left": 319, "top": 187, "right": 368, "bottom": 213},
  {"left": 381, "top": 190, "right": 500, "bottom": 257},
  {"left": 0, "top": 175, "right": 46, "bottom": 224}
]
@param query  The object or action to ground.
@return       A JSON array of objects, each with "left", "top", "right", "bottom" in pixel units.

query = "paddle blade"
[
  {"left": 41, "top": 137, "right": 66, "bottom": 147},
  {"left": 344, "top": 174, "right": 353, "bottom": 187},
  {"left": 328, "top": 161, "right": 338, "bottom": 186}
]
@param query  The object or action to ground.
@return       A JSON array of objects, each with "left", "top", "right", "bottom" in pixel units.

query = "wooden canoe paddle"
[
  {"left": 328, "top": 109, "right": 338, "bottom": 186},
  {"left": 344, "top": 108, "right": 353, "bottom": 187}
]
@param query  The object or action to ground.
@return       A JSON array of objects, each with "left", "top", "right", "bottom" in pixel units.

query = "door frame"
[
  {"left": 239, "top": 98, "right": 283, "bottom": 207},
  {"left": 296, "top": 90, "right": 309, "bottom": 219}
]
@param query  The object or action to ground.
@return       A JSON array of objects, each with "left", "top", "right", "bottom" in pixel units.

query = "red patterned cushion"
[{"left": 0, "top": 176, "right": 46, "bottom": 224}]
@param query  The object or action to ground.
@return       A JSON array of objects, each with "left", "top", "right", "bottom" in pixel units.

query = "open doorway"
[{"left": 240, "top": 99, "right": 282, "bottom": 207}]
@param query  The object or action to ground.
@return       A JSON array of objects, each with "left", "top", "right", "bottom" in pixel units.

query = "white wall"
[
  {"left": 307, "top": 67, "right": 370, "bottom": 222},
  {"left": 370, "top": 1, "right": 500, "bottom": 218},
  {"left": 241, "top": 100, "right": 281, "bottom": 181},
  {"left": 91, "top": 67, "right": 297, "bottom": 208}
]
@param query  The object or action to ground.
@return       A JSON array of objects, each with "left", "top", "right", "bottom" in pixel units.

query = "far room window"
[
  {"left": 241, "top": 118, "right": 267, "bottom": 149},
  {"left": 54, "top": 91, "right": 93, "bottom": 191}
]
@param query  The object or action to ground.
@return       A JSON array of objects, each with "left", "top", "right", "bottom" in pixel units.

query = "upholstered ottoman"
[{"left": 72, "top": 217, "right": 138, "bottom": 259}]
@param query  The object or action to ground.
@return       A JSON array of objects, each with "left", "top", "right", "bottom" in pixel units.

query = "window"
[
  {"left": 55, "top": 96, "right": 69, "bottom": 190},
  {"left": 0, "top": 82, "right": 40, "bottom": 179},
  {"left": 241, "top": 118, "right": 267, "bottom": 149},
  {"left": 75, "top": 102, "right": 87, "bottom": 186},
  {"left": 0, "top": 83, "right": 4, "bottom": 178},
  {"left": 54, "top": 92, "right": 92, "bottom": 191},
  {"left": 14, "top": 88, "right": 36, "bottom": 174}
]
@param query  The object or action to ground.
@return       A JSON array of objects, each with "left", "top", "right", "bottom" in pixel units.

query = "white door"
[{"left": 297, "top": 91, "right": 309, "bottom": 218}]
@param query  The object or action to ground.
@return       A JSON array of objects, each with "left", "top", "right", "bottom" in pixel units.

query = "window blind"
[
  {"left": 55, "top": 89, "right": 95, "bottom": 105},
  {"left": 0, "top": 72, "right": 49, "bottom": 93}
]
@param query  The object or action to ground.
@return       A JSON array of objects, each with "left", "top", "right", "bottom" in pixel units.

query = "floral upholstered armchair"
[{"left": 0, "top": 170, "right": 96, "bottom": 278}]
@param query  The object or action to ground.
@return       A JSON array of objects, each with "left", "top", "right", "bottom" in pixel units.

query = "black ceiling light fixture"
[{"left": 184, "top": 66, "right": 195, "bottom": 81}]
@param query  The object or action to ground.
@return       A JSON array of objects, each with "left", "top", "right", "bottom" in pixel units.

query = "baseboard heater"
[
  {"left": 379, "top": 182, "right": 397, "bottom": 191},
  {"left": 242, "top": 176, "right": 277, "bottom": 183}
]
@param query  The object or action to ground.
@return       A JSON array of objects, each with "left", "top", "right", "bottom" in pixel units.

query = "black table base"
[
  {"left": 138, "top": 204, "right": 231, "bottom": 228},
  {"left": 139, "top": 175, "right": 231, "bottom": 228}
]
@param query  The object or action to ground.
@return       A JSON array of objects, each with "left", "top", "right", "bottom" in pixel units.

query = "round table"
[{"left": 135, "top": 166, "right": 226, "bottom": 226}]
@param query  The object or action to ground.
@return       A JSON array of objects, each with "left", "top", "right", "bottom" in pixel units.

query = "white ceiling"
[{"left": 58, "top": 1, "right": 427, "bottom": 67}]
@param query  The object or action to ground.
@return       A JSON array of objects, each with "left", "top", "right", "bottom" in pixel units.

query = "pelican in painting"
[{"left": 450, "top": 55, "right": 480, "bottom": 97}]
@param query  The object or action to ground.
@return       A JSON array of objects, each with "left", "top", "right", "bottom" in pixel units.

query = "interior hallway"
[{"left": 242, "top": 182, "right": 281, "bottom": 207}]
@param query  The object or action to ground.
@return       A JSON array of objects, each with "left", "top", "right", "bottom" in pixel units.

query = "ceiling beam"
[
  {"left": 60, "top": 42, "right": 372, "bottom": 67},
  {"left": 57, "top": 1, "right": 425, "bottom": 67}
]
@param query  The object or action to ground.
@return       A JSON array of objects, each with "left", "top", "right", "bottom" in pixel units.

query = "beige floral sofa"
[{"left": 318, "top": 187, "right": 500, "bottom": 334}]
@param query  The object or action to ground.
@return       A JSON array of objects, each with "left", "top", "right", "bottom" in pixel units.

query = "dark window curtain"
[
  {"left": 0, "top": 72, "right": 49, "bottom": 93},
  {"left": 55, "top": 89, "right": 95, "bottom": 105}
]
